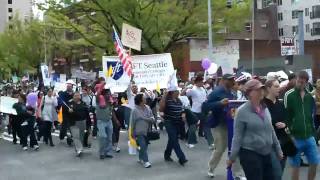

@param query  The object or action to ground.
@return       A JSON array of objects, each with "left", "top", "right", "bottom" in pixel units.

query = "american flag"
[{"left": 112, "top": 26, "right": 132, "bottom": 76}]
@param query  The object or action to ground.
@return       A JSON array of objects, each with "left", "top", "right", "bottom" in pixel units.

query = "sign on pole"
[
  {"left": 280, "top": 37, "right": 297, "bottom": 56},
  {"left": 102, "top": 53, "right": 174, "bottom": 92},
  {"left": 121, "top": 23, "right": 142, "bottom": 51},
  {"left": 41, "top": 64, "right": 51, "bottom": 86}
]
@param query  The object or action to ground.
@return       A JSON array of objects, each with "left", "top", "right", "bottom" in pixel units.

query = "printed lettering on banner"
[{"left": 102, "top": 53, "right": 174, "bottom": 92}]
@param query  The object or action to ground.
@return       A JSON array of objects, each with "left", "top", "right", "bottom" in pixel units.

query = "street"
[{"left": 0, "top": 130, "right": 318, "bottom": 180}]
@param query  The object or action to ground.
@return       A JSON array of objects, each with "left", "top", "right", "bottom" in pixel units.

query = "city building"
[
  {"left": 260, "top": 0, "right": 320, "bottom": 40},
  {"left": 229, "top": 0, "right": 320, "bottom": 80},
  {"left": 0, "top": 0, "right": 33, "bottom": 32}
]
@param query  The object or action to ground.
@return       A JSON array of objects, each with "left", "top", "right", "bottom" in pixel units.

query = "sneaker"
[
  {"left": 138, "top": 159, "right": 144, "bottom": 164},
  {"left": 76, "top": 150, "right": 82, "bottom": 157},
  {"left": 33, "top": 145, "right": 40, "bottom": 151},
  {"left": 113, "top": 146, "right": 121, "bottom": 153},
  {"left": 209, "top": 144, "right": 215, "bottom": 150},
  {"left": 186, "top": 144, "right": 195, "bottom": 148},
  {"left": 143, "top": 162, "right": 152, "bottom": 168},
  {"left": 207, "top": 171, "right": 215, "bottom": 178},
  {"left": 22, "top": 146, "right": 28, "bottom": 151}
]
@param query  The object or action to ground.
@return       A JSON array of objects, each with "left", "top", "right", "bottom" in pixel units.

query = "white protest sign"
[
  {"left": 54, "top": 82, "right": 66, "bottom": 93},
  {"left": 41, "top": 64, "right": 51, "bottom": 86},
  {"left": 0, "top": 96, "right": 18, "bottom": 115},
  {"left": 102, "top": 53, "right": 174, "bottom": 92},
  {"left": 281, "top": 37, "right": 297, "bottom": 56},
  {"left": 72, "top": 70, "right": 96, "bottom": 80},
  {"left": 121, "top": 23, "right": 142, "bottom": 51},
  {"left": 98, "top": 71, "right": 104, "bottom": 78},
  {"left": 60, "top": 74, "right": 66, "bottom": 83}
]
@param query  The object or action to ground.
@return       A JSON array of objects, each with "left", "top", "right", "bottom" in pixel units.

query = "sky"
[{"left": 33, "top": 0, "right": 45, "bottom": 20}]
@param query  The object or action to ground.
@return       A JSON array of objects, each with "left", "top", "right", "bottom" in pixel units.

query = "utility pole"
[
  {"left": 208, "top": 0, "right": 213, "bottom": 60},
  {"left": 251, "top": 0, "right": 255, "bottom": 75},
  {"left": 298, "top": 10, "right": 304, "bottom": 55}
]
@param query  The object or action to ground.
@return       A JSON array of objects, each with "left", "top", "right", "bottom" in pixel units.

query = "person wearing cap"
[
  {"left": 227, "top": 79, "right": 283, "bottom": 180},
  {"left": 183, "top": 75, "right": 214, "bottom": 149},
  {"left": 159, "top": 85, "right": 188, "bottom": 166},
  {"left": 206, "top": 74, "right": 244, "bottom": 179},
  {"left": 284, "top": 71, "right": 319, "bottom": 180}
]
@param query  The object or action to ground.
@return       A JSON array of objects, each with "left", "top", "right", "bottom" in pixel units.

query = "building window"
[
  {"left": 8, "top": 8, "right": 12, "bottom": 13},
  {"left": 245, "top": 22, "right": 252, "bottom": 32},
  {"left": 278, "top": 0, "right": 282, "bottom": 5},
  {"left": 291, "top": 0, "right": 299, "bottom": 4},
  {"left": 312, "top": 22, "right": 320, "bottom": 36},
  {"left": 292, "top": 10, "right": 300, "bottom": 19},
  {"left": 305, "top": 8, "right": 309, "bottom": 16},
  {"left": 8, "top": 16, "right": 12, "bottom": 21},
  {"left": 311, "top": 5, "right": 320, "bottom": 19},
  {"left": 306, "top": 24, "right": 310, "bottom": 33},
  {"left": 279, "top": 28, "right": 284, "bottom": 36},
  {"left": 292, "top": 26, "right": 299, "bottom": 35},
  {"left": 278, "top": 13, "right": 283, "bottom": 21},
  {"left": 8, "top": 0, "right": 12, "bottom": 4}
]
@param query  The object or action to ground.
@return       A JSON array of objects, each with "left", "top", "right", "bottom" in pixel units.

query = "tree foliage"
[{"left": 40, "top": 0, "right": 251, "bottom": 55}]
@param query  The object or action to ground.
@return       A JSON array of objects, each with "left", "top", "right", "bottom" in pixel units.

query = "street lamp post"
[{"left": 208, "top": 0, "right": 213, "bottom": 62}]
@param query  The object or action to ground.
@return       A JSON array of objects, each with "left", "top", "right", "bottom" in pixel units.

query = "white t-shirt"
[{"left": 186, "top": 86, "right": 207, "bottom": 113}]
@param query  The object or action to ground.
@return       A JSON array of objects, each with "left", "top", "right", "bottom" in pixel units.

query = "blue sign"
[{"left": 107, "top": 61, "right": 124, "bottom": 80}]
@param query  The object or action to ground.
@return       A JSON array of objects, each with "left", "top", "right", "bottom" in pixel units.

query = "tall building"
[
  {"left": 258, "top": 0, "right": 320, "bottom": 40},
  {"left": 0, "top": 0, "right": 33, "bottom": 32}
]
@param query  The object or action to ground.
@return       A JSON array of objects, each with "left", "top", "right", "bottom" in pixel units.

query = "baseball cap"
[{"left": 244, "top": 79, "right": 265, "bottom": 94}]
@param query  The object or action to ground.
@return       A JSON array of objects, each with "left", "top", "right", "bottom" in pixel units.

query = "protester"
[
  {"left": 130, "top": 94, "right": 155, "bottom": 168},
  {"left": 313, "top": 79, "right": 320, "bottom": 144},
  {"left": 10, "top": 91, "right": 22, "bottom": 145},
  {"left": 13, "top": 94, "right": 39, "bottom": 151},
  {"left": 284, "top": 71, "right": 319, "bottom": 180},
  {"left": 58, "top": 80, "right": 75, "bottom": 143},
  {"left": 184, "top": 76, "right": 213, "bottom": 149},
  {"left": 81, "top": 87, "right": 96, "bottom": 148},
  {"left": 227, "top": 79, "right": 283, "bottom": 180},
  {"left": 160, "top": 86, "right": 188, "bottom": 166},
  {"left": 40, "top": 88, "right": 58, "bottom": 147},
  {"left": 96, "top": 88, "right": 114, "bottom": 159},
  {"left": 206, "top": 74, "right": 244, "bottom": 179},
  {"left": 112, "top": 99, "right": 122, "bottom": 153},
  {"left": 264, "top": 79, "right": 288, "bottom": 180},
  {"left": 68, "top": 92, "right": 89, "bottom": 157}
]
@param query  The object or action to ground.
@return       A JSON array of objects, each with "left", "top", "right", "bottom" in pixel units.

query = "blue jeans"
[
  {"left": 164, "top": 121, "right": 186, "bottom": 161},
  {"left": 271, "top": 150, "right": 283, "bottom": 180},
  {"left": 97, "top": 120, "right": 113, "bottom": 156},
  {"left": 187, "top": 124, "right": 197, "bottom": 144},
  {"left": 195, "top": 112, "right": 213, "bottom": 145},
  {"left": 136, "top": 135, "right": 149, "bottom": 162}
]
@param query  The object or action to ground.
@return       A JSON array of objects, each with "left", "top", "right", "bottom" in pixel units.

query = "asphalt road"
[{"left": 0, "top": 130, "right": 318, "bottom": 180}]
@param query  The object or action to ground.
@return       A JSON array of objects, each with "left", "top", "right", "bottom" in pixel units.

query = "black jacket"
[{"left": 69, "top": 101, "right": 89, "bottom": 126}]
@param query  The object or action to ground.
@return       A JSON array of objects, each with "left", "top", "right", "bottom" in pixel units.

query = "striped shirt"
[{"left": 164, "top": 97, "right": 183, "bottom": 122}]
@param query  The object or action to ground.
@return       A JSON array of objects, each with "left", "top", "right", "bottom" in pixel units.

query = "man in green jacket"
[{"left": 284, "top": 71, "right": 319, "bottom": 180}]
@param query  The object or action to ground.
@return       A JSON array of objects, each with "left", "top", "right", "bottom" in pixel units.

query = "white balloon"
[{"left": 207, "top": 63, "right": 218, "bottom": 74}]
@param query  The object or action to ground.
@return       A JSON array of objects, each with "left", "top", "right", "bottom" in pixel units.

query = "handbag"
[
  {"left": 147, "top": 129, "right": 160, "bottom": 141},
  {"left": 279, "top": 133, "right": 298, "bottom": 157}
]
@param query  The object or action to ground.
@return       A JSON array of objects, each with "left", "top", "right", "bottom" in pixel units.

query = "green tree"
[{"left": 39, "top": 0, "right": 251, "bottom": 55}]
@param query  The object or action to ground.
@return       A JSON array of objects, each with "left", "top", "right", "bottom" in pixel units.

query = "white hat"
[
  {"left": 167, "top": 70, "right": 180, "bottom": 92},
  {"left": 66, "top": 79, "right": 76, "bottom": 85}
]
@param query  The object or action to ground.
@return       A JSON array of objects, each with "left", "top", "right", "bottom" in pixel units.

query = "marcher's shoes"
[
  {"left": 33, "top": 145, "right": 40, "bottom": 151},
  {"left": 178, "top": 159, "right": 188, "bottom": 166},
  {"left": 207, "top": 171, "right": 215, "bottom": 178},
  {"left": 234, "top": 176, "right": 247, "bottom": 180},
  {"left": 143, "top": 162, "right": 152, "bottom": 168},
  {"left": 50, "top": 143, "right": 55, "bottom": 147},
  {"left": 164, "top": 156, "right": 174, "bottom": 162},
  {"left": 113, "top": 146, "right": 121, "bottom": 153},
  {"left": 105, "top": 154, "right": 113, "bottom": 158},
  {"left": 22, "top": 146, "right": 28, "bottom": 151},
  {"left": 99, "top": 155, "right": 105, "bottom": 160},
  {"left": 209, "top": 144, "right": 215, "bottom": 150},
  {"left": 76, "top": 151, "right": 82, "bottom": 157},
  {"left": 13, "top": 140, "right": 17, "bottom": 145},
  {"left": 186, "top": 144, "right": 195, "bottom": 148}
]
